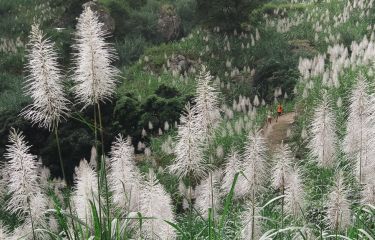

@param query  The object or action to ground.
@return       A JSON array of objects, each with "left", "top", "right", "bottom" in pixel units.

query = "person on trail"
[
  {"left": 267, "top": 109, "right": 272, "bottom": 125},
  {"left": 276, "top": 103, "right": 283, "bottom": 122}
]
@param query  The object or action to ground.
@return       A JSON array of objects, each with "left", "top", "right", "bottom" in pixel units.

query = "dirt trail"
[{"left": 264, "top": 112, "right": 296, "bottom": 149}]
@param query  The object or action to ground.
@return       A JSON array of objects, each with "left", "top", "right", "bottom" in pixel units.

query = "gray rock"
[
  {"left": 168, "top": 54, "right": 196, "bottom": 75},
  {"left": 83, "top": 1, "right": 115, "bottom": 34}
]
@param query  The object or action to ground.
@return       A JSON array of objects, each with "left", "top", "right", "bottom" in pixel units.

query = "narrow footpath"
[{"left": 264, "top": 112, "right": 296, "bottom": 149}]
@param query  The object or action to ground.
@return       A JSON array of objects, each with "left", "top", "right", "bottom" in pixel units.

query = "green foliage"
[
  {"left": 115, "top": 35, "right": 149, "bottom": 66},
  {"left": 253, "top": 57, "right": 299, "bottom": 102},
  {"left": 196, "top": 0, "right": 255, "bottom": 31}
]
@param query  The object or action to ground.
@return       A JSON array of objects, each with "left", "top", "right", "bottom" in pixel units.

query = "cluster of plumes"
[
  {"left": 71, "top": 134, "right": 176, "bottom": 238},
  {"left": 21, "top": 24, "right": 69, "bottom": 130},
  {"left": 21, "top": 6, "right": 120, "bottom": 123},
  {"left": 0, "top": 36, "right": 24, "bottom": 54},
  {"left": 72, "top": 6, "right": 119, "bottom": 107},
  {"left": 2, "top": 129, "right": 50, "bottom": 239},
  {"left": 6, "top": 6, "right": 177, "bottom": 239},
  {"left": 308, "top": 92, "right": 337, "bottom": 168},
  {"left": 271, "top": 143, "right": 305, "bottom": 219},
  {"left": 304, "top": 71, "right": 375, "bottom": 205},
  {"left": 265, "top": 0, "right": 373, "bottom": 42},
  {"left": 291, "top": 0, "right": 375, "bottom": 209},
  {"left": 170, "top": 27, "right": 260, "bottom": 84},
  {"left": 169, "top": 66, "right": 221, "bottom": 179},
  {"left": 298, "top": 33, "right": 375, "bottom": 91}
]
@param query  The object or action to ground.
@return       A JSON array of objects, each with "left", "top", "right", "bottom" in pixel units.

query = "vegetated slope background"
[{"left": 0, "top": 0, "right": 375, "bottom": 238}]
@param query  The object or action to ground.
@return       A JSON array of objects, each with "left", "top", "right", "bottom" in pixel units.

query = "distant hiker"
[
  {"left": 267, "top": 110, "right": 272, "bottom": 125},
  {"left": 276, "top": 103, "right": 283, "bottom": 122}
]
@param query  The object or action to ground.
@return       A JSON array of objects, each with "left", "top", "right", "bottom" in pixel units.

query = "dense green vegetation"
[{"left": 0, "top": 0, "right": 374, "bottom": 239}]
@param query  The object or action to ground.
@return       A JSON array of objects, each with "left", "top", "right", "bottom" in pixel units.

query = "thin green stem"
[
  {"left": 54, "top": 126, "right": 67, "bottom": 185},
  {"left": 54, "top": 125, "right": 77, "bottom": 239},
  {"left": 93, "top": 104, "right": 103, "bottom": 239},
  {"left": 251, "top": 188, "right": 255, "bottom": 240},
  {"left": 27, "top": 198, "right": 37, "bottom": 240},
  {"left": 97, "top": 103, "right": 111, "bottom": 238}
]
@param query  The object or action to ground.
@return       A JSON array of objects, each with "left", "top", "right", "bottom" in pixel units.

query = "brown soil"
[{"left": 264, "top": 112, "right": 296, "bottom": 150}]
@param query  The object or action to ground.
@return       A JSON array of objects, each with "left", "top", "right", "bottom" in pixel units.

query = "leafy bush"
[
  {"left": 115, "top": 35, "right": 149, "bottom": 66},
  {"left": 175, "top": 0, "right": 197, "bottom": 34}
]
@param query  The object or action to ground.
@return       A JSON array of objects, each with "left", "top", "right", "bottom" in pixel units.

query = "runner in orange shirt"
[{"left": 276, "top": 103, "right": 283, "bottom": 122}]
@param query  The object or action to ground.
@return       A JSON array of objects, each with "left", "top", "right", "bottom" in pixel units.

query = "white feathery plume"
[
  {"left": 284, "top": 167, "right": 305, "bottom": 219},
  {"left": 221, "top": 149, "right": 245, "bottom": 199},
  {"left": 108, "top": 135, "right": 142, "bottom": 213},
  {"left": 72, "top": 159, "right": 99, "bottom": 226},
  {"left": 194, "top": 170, "right": 221, "bottom": 219},
  {"left": 0, "top": 171, "right": 6, "bottom": 199},
  {"left": 169, "top": 103, "right": 207, "bottom": 180},
  {"left": 292, "top": 226, "right": 315, "bottom": 240},
  {"left": 240, "top": 129, "right": 268, "bottom": 198},
  {"left": 241, "top": 202, "right": 262, "bottom": 240},
  {"left": 343, "top": 73, "right": 370, "bottom": 182},
  {"left": 308, "top": 92, "right": 337, "bottom": 168},
  {"left": 271, "top": 143, "right": 293, "bottom": 191},
  {"left": 8, "top": 224, "right": 30, "bottom": 240},
  {"left": 4, "top": 129, "right": 48, "bottom": 238},
  {"left": 72, "top": 6, "right": 119, "bottom": 107},
  {"left": 193, "top": 65, "right": 221, "bottom": 140},
  {"left": 325, "top": 171, "right": 351, "bottom": 231},
  {"left": 361, "top": 176, "right": 375, "bottom": 205},
  {"left": 0, "top": 222, "right": 10, "bottom": 240},
  {"left": 39, "top": 165, "right": 51, "bottom": 190},
  {"left": 4, "top": 129, "right": 43, "bottom": 217},
  {"left": 253, "top": 95, "right": 260, "bottom": 107},
  {"left": 28, "top": 192, "right": 49, "bottom": 227},
  {"left": 21, "top": 24, "right": 69, "bottom": 130},
  {"left": 89, "top": 146, "right": 97, "bottom": 170},
  {"left": 139, "top": 169, "right": 176, "bottom": 239}
]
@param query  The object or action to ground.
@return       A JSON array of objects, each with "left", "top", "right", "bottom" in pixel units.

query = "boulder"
[
  {"left": 83, "top": 1, "right": 115, "bottom": 34},
  {"left": 157, "top": 5, "right": 182, "bottom": 42},
  {"left": 168, "top": 54, "right": 196, "bottom": 75}
]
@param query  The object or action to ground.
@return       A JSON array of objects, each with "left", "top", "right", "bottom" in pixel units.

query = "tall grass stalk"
[{"left": 97, "top": 102, "right": 111, "bottom": 237}]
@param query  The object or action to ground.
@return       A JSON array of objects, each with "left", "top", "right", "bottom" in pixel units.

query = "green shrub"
[
  {"left": 175, "top": 0, "right": 197, "bottom": 34},
  {"left": 115, "top": 35, "right": 149, "bottom": 66}
]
